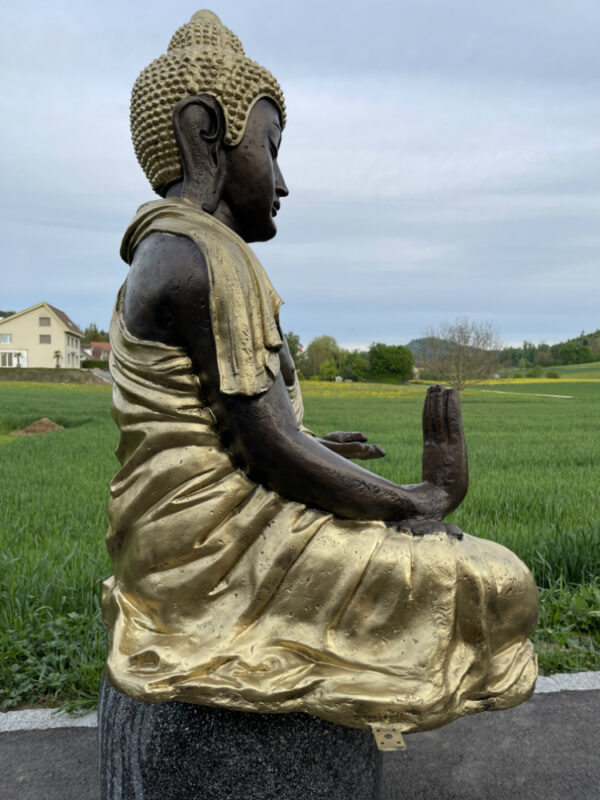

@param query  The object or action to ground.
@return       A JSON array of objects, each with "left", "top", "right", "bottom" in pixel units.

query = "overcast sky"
[{"left": 2, "top": 0, "right": 599, "bottom": 349}]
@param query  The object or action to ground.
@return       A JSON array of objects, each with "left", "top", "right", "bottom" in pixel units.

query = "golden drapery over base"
[{"left": 103, "top": 200, "right": 538, "bottom": 748}]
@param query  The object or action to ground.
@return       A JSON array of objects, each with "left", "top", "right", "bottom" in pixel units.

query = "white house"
[{"left": 0, "top": 303, "right": 83, "bottom": 368}]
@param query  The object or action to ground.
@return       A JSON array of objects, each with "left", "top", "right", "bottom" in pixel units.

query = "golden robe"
[{"left": 102, "top": 198, "right": 538, "bottom": 746}]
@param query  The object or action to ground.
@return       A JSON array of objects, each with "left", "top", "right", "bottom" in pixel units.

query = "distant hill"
[
  {"left": 406, "top": 337, "right": 477, "bottom": 361},
  {"left": 406, "top": 338, "right": 435, "bottom": 360},
  {"left": 407, "top": 329, "right": 600, "bottom": 368}
]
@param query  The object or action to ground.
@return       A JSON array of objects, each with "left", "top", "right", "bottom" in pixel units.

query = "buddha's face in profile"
[
  {"left": 222, "top": 98, "right": 288, "bottom": 243},
  {"left": 172, "top": 95, "right": 288, "bottom": 243},
  {"left": 131, "top": 11, "right": 288, "bottom": 239}
]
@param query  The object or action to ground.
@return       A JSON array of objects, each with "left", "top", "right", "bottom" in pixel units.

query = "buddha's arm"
[
  {"left": 218, "top": 372, "right": 459, "bottom": 520},
  {"left": 278, "top": 336, "right": 386, "bottom": 460},
  {"left": 124, "top": 233, "right": 467, "bottom": 522}
]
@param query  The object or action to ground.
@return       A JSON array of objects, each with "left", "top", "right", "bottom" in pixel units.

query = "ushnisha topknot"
[{"left": 130, "top": 9, "right": 286, "bottom": 194}]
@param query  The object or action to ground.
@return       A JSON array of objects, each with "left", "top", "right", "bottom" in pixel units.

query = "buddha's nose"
[{"left": 275, "top": 162, "right": 289, "bottom": 198}]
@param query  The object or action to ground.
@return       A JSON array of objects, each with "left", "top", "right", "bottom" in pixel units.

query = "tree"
[
  {"left": 368, "top": 343, "right": 413, "bottom": 382},
  {"left": 299, "top": 335, "right": 340, "bottom": 378},
  {"left": 559, "top": 342, "right": 594, "bottom": 364},
  {"left": 318, "top": 358, "right": 338, "bottom": 381},
  {"left": 284, "top": 331, "right": 302, "bottom": 367},
  {"left": 339, "top": 350, "right": 370, "bottom": 382},
  {"left": 420, "top": 318, "right": 502, "bottom": 392},
  {"left": 53, "top": 350, "right": 62, "bottom": 368},
  {"left": 82, "top": 322, "right": 109, "bottom": 343},
  {"left": 521, "top": 340, "right": 537, "bottom": 365},
  {"left": 534, "top": 350, "right": 550, "bottom": 366}
]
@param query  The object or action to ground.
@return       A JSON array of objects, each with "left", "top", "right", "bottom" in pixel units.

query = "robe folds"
[{"left": 102, "top": 198, "right": 538, "bottom": 744}]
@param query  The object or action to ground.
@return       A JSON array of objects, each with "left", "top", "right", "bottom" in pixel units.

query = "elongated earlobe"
[{"left": 172, "top": 95, "right": 227, "bottom": 212}]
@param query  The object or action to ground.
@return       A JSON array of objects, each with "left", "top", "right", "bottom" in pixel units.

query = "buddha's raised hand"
[{"left": 421, "top": 385, "right": 469, "bottom": 517}]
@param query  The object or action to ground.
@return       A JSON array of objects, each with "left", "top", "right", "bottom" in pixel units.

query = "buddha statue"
[{"left": 100, "top": 8, "right": 538, "bottom": 780}]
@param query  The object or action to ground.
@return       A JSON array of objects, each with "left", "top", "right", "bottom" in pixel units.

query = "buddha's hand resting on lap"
[
  {"left": 421, "top": 385, "right": 468, "bottom": 517},
  {"left": 389, "top": 518, "right": 464, "bottom": 539},
  {"left": 319, "top": 431, "right": 386, "bottom": 460}
]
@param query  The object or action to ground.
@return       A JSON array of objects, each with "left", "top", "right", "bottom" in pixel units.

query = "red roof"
[{"left": 91, "top": 342, "right": 111, "bottom": 360}]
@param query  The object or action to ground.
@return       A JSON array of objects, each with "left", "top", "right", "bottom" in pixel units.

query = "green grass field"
[
  {"left": 503, "top": 361, "right": 600, "bottom": 380},
  {"left": 0, "top": 378, "right": 598, "bottom": 710}
]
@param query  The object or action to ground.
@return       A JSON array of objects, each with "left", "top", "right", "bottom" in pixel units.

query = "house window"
[
  {"left": 0, "top": 334, "right": 12, "bottom": 343},
  {"left": 1, "top": 352, "right": 13, "bottom": 367},
  {"left": 39, "top": 316, "right": 51, "bottom": 327},
  {"left": 40, "top": 334, "right": 51, "bottom": 344}
]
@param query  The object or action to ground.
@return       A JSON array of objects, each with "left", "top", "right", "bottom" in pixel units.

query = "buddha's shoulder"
[
  {"left": 125, "top": 199, "right": 255, "bottom": 302},
  {"left": 123, "top": 232, "right": 210, "bottom": 344},
  {"left": 126, "top": 232, "right": 210, "bottom": 329}
]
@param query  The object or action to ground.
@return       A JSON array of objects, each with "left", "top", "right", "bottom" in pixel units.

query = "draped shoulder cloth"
[
  {"left": 103, "top": 199, "right": 538, "bottom": 748},
  {"left": 120, "top": 197, "right": 283, "bottom": 396}
]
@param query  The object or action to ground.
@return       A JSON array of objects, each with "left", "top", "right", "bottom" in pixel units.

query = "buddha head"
[{"left": 130, "top": 10, "right": 288, "bottom": 242}]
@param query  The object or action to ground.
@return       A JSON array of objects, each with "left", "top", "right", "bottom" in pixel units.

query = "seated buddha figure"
[{"left": 102, "top": 10, "right": 538, "bottom": 744}]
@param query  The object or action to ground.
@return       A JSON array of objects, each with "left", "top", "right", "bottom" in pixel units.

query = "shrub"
[
  {"left": 512, "top": 373, "right": 523, "bottom": 379},
  {"left": 525, "top": 365, "right": 543, "bottom": 378},
  {"left": 82, "top": 359, "right": 109, "bottom": 369},
  {"left": 546, "top": 371, "right": 561, "bottom": 379},
  {"left": 368, "top": 343, "right": 413, "bottom": 383}
]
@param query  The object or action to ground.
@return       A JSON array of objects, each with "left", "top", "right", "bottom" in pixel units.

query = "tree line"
[
  {"left": 498, "top": 330, "right": 600, "bottom": 368},
  {"left": 81, "top": 323, "right": 109, "bottom": 343},
  {"left": 75, "top": 319, "right": 600, "bottom": 391},
  {"left": 285, "top": 333, "right": 414, "bottom": 383},
  {"left": 289, "top": 320, "right": 600, "bottom": 392}
]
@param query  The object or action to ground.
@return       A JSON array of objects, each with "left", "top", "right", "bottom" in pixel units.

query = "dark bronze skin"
[{"left": 123, "top": 96, "right": 468, "bottom": 528}]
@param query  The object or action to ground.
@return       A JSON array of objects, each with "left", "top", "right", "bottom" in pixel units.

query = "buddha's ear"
[{"left": 172, "top": 94, "right": 226, "bottom": 213}]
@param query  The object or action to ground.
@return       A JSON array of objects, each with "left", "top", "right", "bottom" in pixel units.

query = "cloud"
[{"left": 1, "top": 0, "right": 598, "bottom": 346}]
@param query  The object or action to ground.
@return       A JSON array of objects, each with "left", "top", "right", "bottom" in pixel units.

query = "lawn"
[
  {"left": 0, "top": 378, "right": 598, "bottom": 710},
  {"left": 501, "top": 361, "right": 600, "bottom": 381},
  {"left": 0, "top": 383, "right": 116, "bottom": 710}
]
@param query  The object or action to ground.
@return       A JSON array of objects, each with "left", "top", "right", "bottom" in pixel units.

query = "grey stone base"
[{"left": 99, "top": 676, "right": 382, "bottom": 799}]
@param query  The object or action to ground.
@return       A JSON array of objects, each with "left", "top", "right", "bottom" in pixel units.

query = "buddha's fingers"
[
  {"left": 322, "top": 431, "right": 368, "bottom": 444},
  {"left": 358, "top": 444, "right": 386, "bottom": 459},
  {"left": 444, "top": 388, "right": 464, "bottom": 445},
  {"left": 403, "top": 519, "right": 464, "bottom": 540},
  {"left": 422, "top": 386, "right": 435, "bottom": 441},
  {"left": 322, "top": 440, "right": 386, "bottom": 460},
  {"left": 427, "top": 385, "right": 446, "bottom": 443}
]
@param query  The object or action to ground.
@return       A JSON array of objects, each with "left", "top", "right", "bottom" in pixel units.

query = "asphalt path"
[{"left": 1, "top": 675, "right": 599, "bottom": 800}]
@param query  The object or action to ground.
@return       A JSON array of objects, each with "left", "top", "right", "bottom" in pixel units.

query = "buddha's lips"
[{"left": 272, "top": 201, "right": 280, "bottom": 217}]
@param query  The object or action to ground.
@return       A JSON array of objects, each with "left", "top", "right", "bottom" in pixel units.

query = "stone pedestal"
[{"left": 99, "top": 676, "right": 382, "bottom": 799}]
